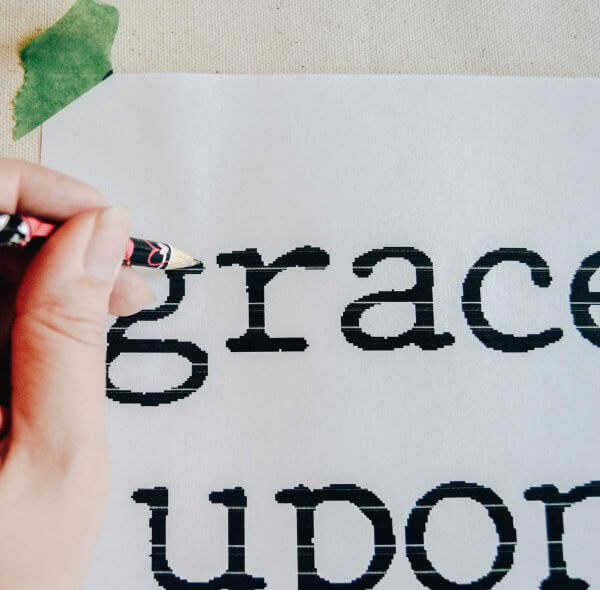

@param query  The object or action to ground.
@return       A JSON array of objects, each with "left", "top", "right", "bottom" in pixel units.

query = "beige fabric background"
[{"left": 2, "top": 0, "right": 600, "bottom": 164}]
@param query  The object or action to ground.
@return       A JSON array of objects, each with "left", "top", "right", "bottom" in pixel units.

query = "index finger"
[{"left": 0, "top": 158, "right": 107, "bottom": 220}]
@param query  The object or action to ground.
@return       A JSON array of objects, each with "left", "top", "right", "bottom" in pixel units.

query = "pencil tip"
[{"left": 167, "top": 246, "right": 200, "bottom": 270}]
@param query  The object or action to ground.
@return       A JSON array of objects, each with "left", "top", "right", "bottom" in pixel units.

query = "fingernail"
[{"left": 84, "top": 207, "right": 131, "bottom": 282}]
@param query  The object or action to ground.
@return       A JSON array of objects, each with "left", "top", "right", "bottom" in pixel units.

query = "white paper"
[{"left": 42, "top": 74, "right": 600, "bottom": 590}]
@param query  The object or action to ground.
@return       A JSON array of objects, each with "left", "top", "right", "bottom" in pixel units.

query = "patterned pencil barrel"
[
  {"left": 0, "top": 214, "right": 33, "bottom": 246},
  {"left": 124, "top": 238, "right": 172, "bottom": 269},
  {"left": 0, "top": 214, "right": 198, "bottom": 270}
]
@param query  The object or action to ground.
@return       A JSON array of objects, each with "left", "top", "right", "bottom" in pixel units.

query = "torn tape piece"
[{"left": 13, "top": 0, "right": 119, "bottom": 140}]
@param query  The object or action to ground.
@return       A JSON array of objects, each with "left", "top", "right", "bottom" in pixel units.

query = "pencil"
[{"left": 0, "top": 213, "right": 199, "bottom": 270}]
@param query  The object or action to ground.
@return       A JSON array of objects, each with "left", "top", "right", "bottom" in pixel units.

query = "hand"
[{"left": 0, "top": 159, "right": 154, "bottom": 589}]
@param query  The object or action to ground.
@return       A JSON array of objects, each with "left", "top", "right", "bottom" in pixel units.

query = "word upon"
[{"left": 132, "top": 479, "right": 600, "bottom": 590}]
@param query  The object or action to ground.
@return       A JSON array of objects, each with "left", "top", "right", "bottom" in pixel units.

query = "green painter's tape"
[{"left": 13, "top": 0, "right": 119, "bottom": 140}]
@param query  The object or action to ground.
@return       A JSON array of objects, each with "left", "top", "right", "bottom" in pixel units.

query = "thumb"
[{"left": 10, "top": 207, "right": 130, "bottom": 461}]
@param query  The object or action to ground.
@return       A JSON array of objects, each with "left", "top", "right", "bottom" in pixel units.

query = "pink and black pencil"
[{"left": 0, "top": 213, "right": 198, "bottom": 270}]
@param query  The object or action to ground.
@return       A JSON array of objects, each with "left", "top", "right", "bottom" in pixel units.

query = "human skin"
[{"left": 0, "top": 158, "right": 154, "bottom": 589}]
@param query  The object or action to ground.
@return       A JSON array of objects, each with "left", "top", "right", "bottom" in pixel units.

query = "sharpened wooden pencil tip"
[{"left": 167, "top": 246, "right": 199, "bottom": 269}]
